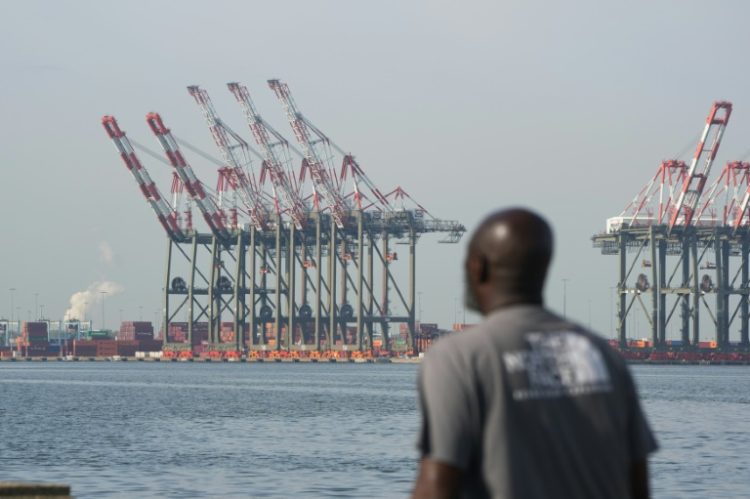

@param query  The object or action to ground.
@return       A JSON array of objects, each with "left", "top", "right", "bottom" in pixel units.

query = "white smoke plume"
[
  {"left": 64, "top": 281, "right": 123, "bottom": 321},
  {"left": 98, "top": 241, "right": 115, "bottom": 265}
]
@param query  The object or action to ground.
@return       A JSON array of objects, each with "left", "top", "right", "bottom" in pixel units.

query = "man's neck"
[{"left": 481, "top": 294, "right": 543, "bottom": 316}]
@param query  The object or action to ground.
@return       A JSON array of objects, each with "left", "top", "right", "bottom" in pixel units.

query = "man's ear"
[
  {"left": 479, "top": 255, "right": 490, "bottom": 284},
  {"left": 467, "top": 254, "right": 490, "bottom": 284}
]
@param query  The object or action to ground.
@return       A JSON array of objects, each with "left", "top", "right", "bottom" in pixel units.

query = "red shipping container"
[{"left": 94, "top": 340, "right": 117, "bottom": 356}]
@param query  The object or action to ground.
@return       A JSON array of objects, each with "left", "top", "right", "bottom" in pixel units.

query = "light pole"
[
  {"left": 9, "top": 288, "right": 16, "bottom": 324},
  {"left": 8, "top": 288, "right": 15, "bottom": 347},
  {"left": 40, "top": 304, "right": 45, "bottom": 320},
  {"left": 100, "top": 291, "right": 107, "bottom": 331},
  {"left": 562, "top": 278, "right": 570, "bottom": 319},
  {"left": 34, "top": 293, "right": 39, "bottom": 320}
]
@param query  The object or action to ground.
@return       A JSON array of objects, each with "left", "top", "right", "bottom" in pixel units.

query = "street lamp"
[
  {"left": 34, "top": 293, "right": 39, "bottom": 320},
  {"left": 8, "top": 288, "right": 15, "bottom": 348},
  {"left": 9, "top": 288, "right": 16, "bottom": 323},
  {"left": 99, "top": 291, "right": 108, "bottom": 331}
]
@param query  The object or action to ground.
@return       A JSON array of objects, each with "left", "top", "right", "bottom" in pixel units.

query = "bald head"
[{"left": 464, "top": 208, "right": 553, "bottom": 315}]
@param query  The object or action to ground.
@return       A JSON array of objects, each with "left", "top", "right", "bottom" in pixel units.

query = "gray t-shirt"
[{"left": 417, "top": 304, "right": 657, "bottom": 498}]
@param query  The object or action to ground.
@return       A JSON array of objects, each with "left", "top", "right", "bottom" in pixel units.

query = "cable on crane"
[
  {"left": 672, "top": 133, "right": 700, "bottom": 160},
  {"left": 130, "top": 138, "right": 174, "bottom": 168},
  {"left": 174, "top": 136, "right": 226, "bottom": 167}
]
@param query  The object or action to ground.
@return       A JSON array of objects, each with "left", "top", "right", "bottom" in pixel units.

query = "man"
[{"left": 413, "top": 208, "right": 657, "bottom": 499}]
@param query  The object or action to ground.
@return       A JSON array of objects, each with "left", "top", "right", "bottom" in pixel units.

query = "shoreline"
[
  {"left": 0, "top": 356, "right": 422, "bottom": 364},
  {"left": 1, "top": 357, "right": 748, "bottom": 366}
]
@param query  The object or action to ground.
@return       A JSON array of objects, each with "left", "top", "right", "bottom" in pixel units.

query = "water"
[{"left": 0, "top": 362, "right": 748, "bottom": 498}]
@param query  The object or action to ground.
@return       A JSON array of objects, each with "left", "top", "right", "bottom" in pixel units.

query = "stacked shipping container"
[
  {"left": 22, "top": 321, "right": 49, "bottom": 357},
  {"left": 118, "top": 321, "right": 154, "bottom": 341}
]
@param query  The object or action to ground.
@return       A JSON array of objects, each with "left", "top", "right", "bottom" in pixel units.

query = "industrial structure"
[
  {"left": 103, "top": 80, "right": 464, "bottom": 359},
  {"left": 593, "top": 101, "right": 750, "bottom": 355}
]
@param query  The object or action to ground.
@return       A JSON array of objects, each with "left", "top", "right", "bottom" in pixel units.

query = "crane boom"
[
  {"left": 187, "top": 85, "right": 270, "bottom": 230},
  {"left": 339, "top": 153, "right": 392, "bottom": 211},
  {"left": 145, "top": 112, "right": 232, "bottom": 240},
  {"left": 668, "top": 101, "right": 732, "bottom": 232},
  {"left": 102, "top": 115, "right": 183, "bottom": 240},
  {"left": 227, "top": 82, "right": 307, "bottom": 230},
  {"left": 731, "top": 161, "right": 750, "bottom": 231},
  {"left": 268, "top": 79, "right": 348, "bottom": 228}
]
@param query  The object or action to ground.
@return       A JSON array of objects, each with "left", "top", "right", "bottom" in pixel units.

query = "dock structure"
[
  {"left": 103, "top": 81, "right": 464, "bottom": 358},
  {"left": 593, "top": 102, "right": 750, "bottom": 351},
  {"left": 593, "top": 224, "right": 750, "bottom": 349}
]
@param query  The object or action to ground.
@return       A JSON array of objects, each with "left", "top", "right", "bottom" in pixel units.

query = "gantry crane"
[
  {"left": 146, "top": 112, "right": 232, "bottom": 240},
  {"left": 227, "top": 82, "right": 307, "bottom": 230},
  {"left": 188, "top": 85, "right": 271, "bottom": 230},
  {"left": 102, "top": 116, "right": 185, "bottom": 240},
  {"left": 268, "top": 79, "right": 349, "bottom": 228},
  {"left": 668, "top": 101, "right": 732, "bottom": 233}
]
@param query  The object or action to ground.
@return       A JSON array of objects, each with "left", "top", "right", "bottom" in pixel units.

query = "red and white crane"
[
  {"left": 145, "top": 112, "right": 232, "bottom": 240},
  {"left": 268, "top": 79, "right": 348, "bottom": 228},
  {"left": 169, "top": 172, "right": 192, "bottom": 232},
  {"left": 187, "top": 85, "right": 270, "bottom": 230},
  {"left": 615, "top": 160, "right": 688, "bottom": 231},
  {"left": 102, "top": 115, "right": 184, "bottom": 240},
  {"left": 338, "top": 153, "right": 391, "bottom": 212},
  {"left": 730, "top": 162, "right": 750, "bottom": 231},
  {"left": 668, "top": 101, "right": 732, "bottom": 233},
  {"left": 227, "top": 82, "right": 307, "bottom": 230},
  {"left": 694, "top": 161, "right": 750, "bottom": 227}
]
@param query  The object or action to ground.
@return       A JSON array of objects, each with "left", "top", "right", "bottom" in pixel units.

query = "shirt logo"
[{"left": 503, "top": 332, "right": 612, "bottom": 400}]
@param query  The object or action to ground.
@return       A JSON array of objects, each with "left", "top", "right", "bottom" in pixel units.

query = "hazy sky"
[{"left": 2, "top": 0, "right": 750, "bottom": 335}]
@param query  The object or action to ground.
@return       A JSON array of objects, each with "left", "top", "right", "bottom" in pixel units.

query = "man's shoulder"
[
  {"left": 428, "top": 306, "right": 548, "bottom": 353},
  {"left": 426, "top": 326, "right": 489, "bottom": 364}
]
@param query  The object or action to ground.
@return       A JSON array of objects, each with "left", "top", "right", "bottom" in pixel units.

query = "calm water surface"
[{"left": 0, "top": 362, "right": 748, "bottom": 498}]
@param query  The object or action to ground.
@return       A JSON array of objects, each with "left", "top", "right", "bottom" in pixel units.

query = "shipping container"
[
  {"left": 118, "top": 321, "right": 155, "bottom": 341},
  {"left": 117, "top": 344, "right": 138, "bottom": 357},
  {"left": 137, "top": 339, "right": 163, "bottom": 352},
  {"left": 95, "top": 340, "right": 118, "bottom": 356},
  {"left": 72, "top": 340, "right": 98, "bottom": 357}
]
